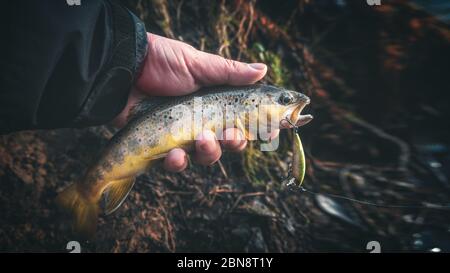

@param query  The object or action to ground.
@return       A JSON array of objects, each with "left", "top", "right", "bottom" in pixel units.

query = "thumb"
[{"left": 190, "top": 51, "right": 267, "bottom": 86}]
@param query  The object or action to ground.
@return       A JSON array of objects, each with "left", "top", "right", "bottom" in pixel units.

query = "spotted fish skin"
[{"left": 57, "top": 84, "right": 310, "bottom": 236}]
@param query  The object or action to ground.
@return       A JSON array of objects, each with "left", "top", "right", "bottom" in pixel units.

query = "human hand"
[{"left": 115, "top": 33, "right": 269, "bottom": 172}]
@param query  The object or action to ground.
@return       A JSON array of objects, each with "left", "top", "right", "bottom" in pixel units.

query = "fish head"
[
  {"left": 252, "top": 86, "right": 313, "bottom": 130},
  {"left": 278, "top": 89, "right": 313, "bottom": 129}
]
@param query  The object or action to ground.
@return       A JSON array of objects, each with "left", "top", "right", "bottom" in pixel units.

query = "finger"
[
  {"left": 220, "top": 128, "right": 247, "bottom": 152},
  {"left": 190, "top": 51, "right": 267, "bottom": 86},
  {"left": 163, "top": 148, "right": 188, "bottom": 172},
  {"left": 194, "top": 130, "right": 222, "bottom": 166},
  {"left": 270, "top": 129, "right": 280, "bottom": 140}
]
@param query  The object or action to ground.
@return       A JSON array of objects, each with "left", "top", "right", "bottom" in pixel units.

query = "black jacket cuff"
[{"left": 72, "top": 1, "right": 148, "bottom": 127}]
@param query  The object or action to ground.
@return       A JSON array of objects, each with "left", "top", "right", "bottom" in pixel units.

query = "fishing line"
[
  {"left": 295, "top": 186, "right": 450, "bottom": 210},
  {"left": 282, "top": 117, "right": 450, "bottom": 210}
]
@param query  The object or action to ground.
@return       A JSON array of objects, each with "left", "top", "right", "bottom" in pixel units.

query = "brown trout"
[{"left": 57, "top": 84, "right": 312, "bottom": 236}]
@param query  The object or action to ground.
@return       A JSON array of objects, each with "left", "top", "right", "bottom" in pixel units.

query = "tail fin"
[{"left": 56, "top": 184, "right": 99, "bottom": 238}]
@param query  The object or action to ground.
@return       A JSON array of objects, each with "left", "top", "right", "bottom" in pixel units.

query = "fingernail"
[{"left": 249, "top": 63, "right": 266, "bottom": 70}]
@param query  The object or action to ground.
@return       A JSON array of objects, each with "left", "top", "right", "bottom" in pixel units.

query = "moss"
[
  {"left": 242, "top": 140, "right": 289, "bottom": 188},
  {"left": 250, "top": 43, "right": 292, "bottom": 87}
]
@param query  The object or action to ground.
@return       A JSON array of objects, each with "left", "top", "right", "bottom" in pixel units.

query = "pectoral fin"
[
  {"left": 143, "top": 152, "right": 168, "bottom": 161},
  {"left": 235, "top": 116, "right": 252, "bottom": 140}
]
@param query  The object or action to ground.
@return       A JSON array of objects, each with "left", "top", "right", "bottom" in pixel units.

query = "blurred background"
[{"left": 0, "top": 0, "right": 449, "bottom": 252}]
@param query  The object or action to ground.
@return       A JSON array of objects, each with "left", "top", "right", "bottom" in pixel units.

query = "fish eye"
[{"left": 279, "top": 93, "right": 294, "bottom": 105}]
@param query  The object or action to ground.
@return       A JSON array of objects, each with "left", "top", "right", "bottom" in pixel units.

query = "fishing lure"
[
  {"left": 292, "top": 128, "right": 306, "bottom": 186},
  {"left": 284, "top": 116, "right": 312, "bottom": 188}
]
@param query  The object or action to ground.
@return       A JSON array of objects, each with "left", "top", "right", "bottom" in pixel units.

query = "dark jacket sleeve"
[{"left": 0, "top": 0, "right": 148, "bottom": 134}]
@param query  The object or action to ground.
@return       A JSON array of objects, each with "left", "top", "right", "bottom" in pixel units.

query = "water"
[{"left": 412, "top": 0, "right": 450, "bottom": 23}]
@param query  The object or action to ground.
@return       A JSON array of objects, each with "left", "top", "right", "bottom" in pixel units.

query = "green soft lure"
[{"left": 291, "top": 128, "right": 306, "bottom": 186}]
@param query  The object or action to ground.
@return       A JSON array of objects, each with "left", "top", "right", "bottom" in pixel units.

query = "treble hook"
[{"left": 280, "top": 116, "right": 299, "bottom": 131}]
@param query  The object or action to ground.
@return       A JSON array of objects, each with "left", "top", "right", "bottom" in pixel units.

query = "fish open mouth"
[{"left": 280, "top": 97, "right": 313, "bottom": 129}]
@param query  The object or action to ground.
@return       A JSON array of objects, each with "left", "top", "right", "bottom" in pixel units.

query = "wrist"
[
  {"left": 135, "top": 33, "right": 157, "bottom": 90},
  {"left": 112, "top": 87, "right": 145, "bottom": 128}
]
